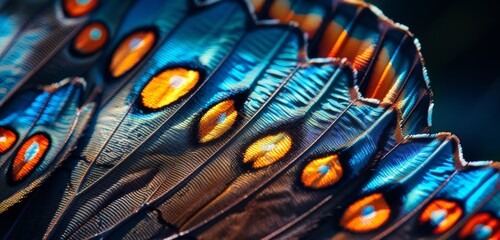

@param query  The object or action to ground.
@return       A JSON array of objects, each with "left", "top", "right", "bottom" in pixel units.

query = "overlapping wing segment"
[
  {"left": 0, "top": 0, "right": 135, "bottom": 106},
  {"left": 0, "top": 78, "right": 94, "bottom": 214},
  {"left": 255, "top": 0, "right": 432, "bottom": 135},
  {"left": 387, "top": 166, "right": 500, "bottom": 239},
  {"left": 4, "top": 2, "right": 302, "bottom": 238},
  {"left": 0, "top": 1, "right": 495, "bottom": 240}
]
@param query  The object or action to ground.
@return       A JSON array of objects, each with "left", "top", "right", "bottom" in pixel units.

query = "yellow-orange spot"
[
  {"left": 352, "top": 44, "right": 376, "bottom": 71},
  {"left": 419, "top": 199, "right": 463, "bottom": 235},
  {"left": 198, "top": 100, "right": 238, "bottom": 143},
  {"left": 73, "top": 22, "right": 108, "bottom": 55},
  {"left": 11, "top": 134, "right": 50, "bottom": 182},
  {"left": 110, "top": 31, "right": 156, "bottom": 78},
  {"left": 301, "top": 155, "right": 343, "bottom": 189},
  {"left": 141, "top": 68, "right": 199, "bottom": 109},
  {"left": 459, "top": 212, "right": 500, "bottom": 239},
  {"left": 243, "top": 132, "right": 292, "bottom": 169},
  {"left": 0, "top": 127, "right": 16, "bottom": 154},
  {"left": 340, "top": 193, "right": 391, "bottom": 233},
  {"left": 63, "top": 0, "right": 98, "bottom": 18}
]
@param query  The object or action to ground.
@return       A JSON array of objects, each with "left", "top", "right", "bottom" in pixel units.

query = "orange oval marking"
[
  {"left": 459, "top": 212, "right": 500, "bottom": 239},
  {"left": 63, "top": 0, "right": 98, "bottom": 18},
  {"left": 110, "top": 31, "right": 156, "bottom": 78},
  {"left": 198, "top": 100, "right": 238, "bottom": 143},
  {"left": 141, "top": 68, "right": 200, "bottom": 110},
  {"left": 0, "top": 127, "right": 17, "bottom": 154},
  {"left": 73, "top": 22, "right": 108, "bottom": 55},
  {"left": 11, "top": 134, "right": 50, "bottom": 182},
  {"left": 419, "top": 199, "right": 463, "bottom": 235},
  {"left": 301, "top": 154, "right": 343, "bottom": 189},
  {"left": 340, "top": 193, "right": 391, "bottom": 233},
  {"left": 243, "top": 132, "right": 292, "bottom": 169}
]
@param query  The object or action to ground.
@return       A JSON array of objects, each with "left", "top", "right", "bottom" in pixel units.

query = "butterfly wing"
[
  {"left": 453, "top": 188, "right": 500, "bottom": 239},
  {"left": 0, "top": 0, "right": 135, "bottom": 105},
  {"left": 260, "top": 0, "right": 432, "bottom": 135},
  {"left": 0, "top": 78, "right": 94, "bottom": 213},
  {"left": 0, "top": 0, "right": 496, "bottom": 239}
]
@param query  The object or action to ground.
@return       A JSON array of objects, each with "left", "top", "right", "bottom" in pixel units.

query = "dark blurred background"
[{"left": 367, "top": 0, "right": 500, "bottom": 161}]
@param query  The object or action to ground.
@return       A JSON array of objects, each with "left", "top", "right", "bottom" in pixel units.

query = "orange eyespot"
[
  {"left": 340, "top": 193, "right": 391, "bottom": 233},
  {"left": 243, "top": 132, "right": 292, "bottom": 169},
  {"left": 459, "top": 212, "right": 500, "bottom": 239},
  {"left": 0, "top": 127, "right": 17, "bottom": 154},
  {"left": 301, "top": 154, "right": 343, "bottom": 189},
  {"left": 419, "top": 199, "right": 463, "bottom": 235},
  {"left": 63, "top": 0, "right": 98, "bottom": 18},
  {"left": 140, "top": 68, "right": 200, "bottom": 110},
  {"left": 73, "top": 22, "right": 108, "bottom": 55},
  {"left": 110, "top": 30, "right": 156, "bottom": 78},
  {"left": 198, "top": 100, "right": 238, "bottom": 143},
  {"left": 11, "top": 134, "right": 50, "bottom": 182}
]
